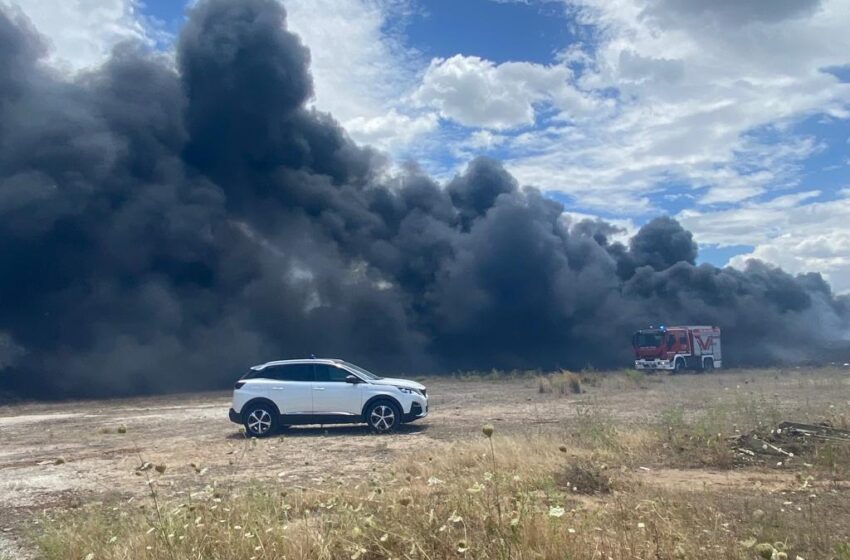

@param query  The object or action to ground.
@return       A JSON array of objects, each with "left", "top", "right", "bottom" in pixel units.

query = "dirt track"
[{"left": 1, "top": 368, "right": 849, "bottom": 557}]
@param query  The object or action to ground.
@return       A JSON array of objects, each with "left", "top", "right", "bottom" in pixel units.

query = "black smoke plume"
[{"left": 0, "top": 0, "right": 847, "bottom": 397}]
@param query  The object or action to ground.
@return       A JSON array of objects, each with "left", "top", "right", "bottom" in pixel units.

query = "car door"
[
  {"left": 311, "top": 363, "right": 363, "bottom": 416},
  {"left": 261, "top": 363, "right": 314, "bottom": 415}
]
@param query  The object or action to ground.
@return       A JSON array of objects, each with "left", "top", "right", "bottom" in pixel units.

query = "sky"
[{"left": 8, "top": 0, "right": 850, "bottom": 292}]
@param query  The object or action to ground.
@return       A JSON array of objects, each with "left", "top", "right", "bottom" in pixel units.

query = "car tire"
[
  {"left": 243, "top": 402, "right": 278, "bottom": 438},
  {"left": 366, "top": 400, "right": 401, "bottom": 434}
]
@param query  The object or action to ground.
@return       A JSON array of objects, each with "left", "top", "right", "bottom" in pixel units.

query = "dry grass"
[
  {"left": 35, "top": 426, "right": 850, "bottom": 560},
  {"left": 26, "top": 368, "right": 850, "bottom": 559}
]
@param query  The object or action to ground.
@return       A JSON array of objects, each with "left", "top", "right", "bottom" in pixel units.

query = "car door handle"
[{"left": 313, "top": 387, "right": 325, "bottom": 391}]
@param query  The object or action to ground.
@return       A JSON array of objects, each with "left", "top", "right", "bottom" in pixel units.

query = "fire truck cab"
[{"left": 632, "top": 325, "right": 721, "bottom": 372}]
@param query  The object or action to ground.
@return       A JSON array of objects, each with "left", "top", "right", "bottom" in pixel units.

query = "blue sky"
[
  {"left": 13, "top": 0, "right": 850, "bottom": 291},
  {"left": 404, "top": 0, "right": 578, "bottom": 65}
]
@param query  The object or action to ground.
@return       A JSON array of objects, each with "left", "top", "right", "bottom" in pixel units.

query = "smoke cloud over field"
[{"left": 0, "top": 0, "right": 848, "bottom": 397}]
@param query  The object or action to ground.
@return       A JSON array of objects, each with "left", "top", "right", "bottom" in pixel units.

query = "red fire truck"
[{"left": 632, "top": 325, "right": 722, "bottom": 372}]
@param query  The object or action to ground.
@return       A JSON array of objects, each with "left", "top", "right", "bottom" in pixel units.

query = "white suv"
[{"left": 228, "top": 359, "right": 428, "bottom": 436}]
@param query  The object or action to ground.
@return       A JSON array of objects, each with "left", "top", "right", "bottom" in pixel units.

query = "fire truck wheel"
[
  {"left": 703, "top": 358, "right": 714, "bottom": 372},
  {"left": 673, "top": 358, "right": 685, "bottom": 374}
]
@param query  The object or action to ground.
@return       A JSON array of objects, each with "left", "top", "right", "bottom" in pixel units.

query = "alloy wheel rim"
[
  {"left": 370, "top": 405, "right": 395, "bottom": 431},
  {"left": 247, "top": 409, "right": 272, "bottom": 434}
]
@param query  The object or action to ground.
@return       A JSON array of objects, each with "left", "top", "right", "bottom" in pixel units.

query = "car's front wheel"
[
  {"left": 366, "top": 401, "right": 400, "bottom": 434},
  {"left": 243, "top": 402, "right": 278, "bottom": 438}
]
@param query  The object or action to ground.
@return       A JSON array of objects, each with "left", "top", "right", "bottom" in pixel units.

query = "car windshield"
[
  {"left": 634, "top": 331, "right": 663, "bottom": 347},
  {"left": 339, "top": 361, "right": 382, "bottom": 380}
]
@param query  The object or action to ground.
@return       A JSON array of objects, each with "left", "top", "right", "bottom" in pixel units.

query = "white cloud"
[
  {"left": 678, "top": 191, "right": 850, "bottom": 293},
  {"left": 344, "top": 110, "right": 437, "bottom": 151},
  {"left": 8, "top": 0, "right": 155, "bottom": 73},
  {"left": 461, "top": 130, "right": 510, "bottom": 151},
  {"left": 412, "top": 54, "right": 604, "bottom": 129},
  {"left": 283, "top": 0, "right": 434, "bottom": 151},
  {"left": 442, "top": 0, "right": 850, "bottom": 212}
]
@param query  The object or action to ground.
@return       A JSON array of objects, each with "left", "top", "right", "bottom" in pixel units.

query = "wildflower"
[
  {"left": 548, "top": 506, "right": 565, "bottom": 518},
  {"left": 457, "top": 540, "right": 469, "bottom": 553},
  {"left": 448, "top": 513, "right": 463, "bottom": 526},
  {"left": 637, "top": 522, "right": 645, "bottom": 529},
  {"left": 398, "top": 496, "right": 412, "bottom": 506},
  {"left": 155, "top": 464, "right": 167, "bottom": 474},
  {"left": 559, "top": 445, "right": 567, "bottom": 453},
  {"left": 427, "top": 476, "right": 444, "bottom": 486},
  {"left": 117, "top": 425, "right": 127, "bottom": 434},
  {"left": 482, "top": 424, "right": 494, "bottom": 438}
]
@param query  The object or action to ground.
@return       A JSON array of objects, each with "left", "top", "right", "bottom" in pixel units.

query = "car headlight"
[{"left": 397, "top": 387, "right": 423, "bottom": 396}]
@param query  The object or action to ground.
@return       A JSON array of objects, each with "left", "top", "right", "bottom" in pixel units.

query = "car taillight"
[{"left": 234, "top": 381, "right": 246, "bottom": 389}]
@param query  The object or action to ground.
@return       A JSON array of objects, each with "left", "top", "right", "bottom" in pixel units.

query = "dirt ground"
[{"left": 1, "top": 367, "right": 849, "bottom": 557}]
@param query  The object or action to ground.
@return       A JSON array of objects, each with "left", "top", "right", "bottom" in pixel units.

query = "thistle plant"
[{"left": 482, "top": 424, "right": 503, "bottom": 526}]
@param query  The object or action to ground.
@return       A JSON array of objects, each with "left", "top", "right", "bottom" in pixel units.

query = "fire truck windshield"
[{"left": 633, "top": 331, "right": 662, "bottom": 347}]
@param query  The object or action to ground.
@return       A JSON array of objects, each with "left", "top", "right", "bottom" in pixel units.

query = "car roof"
[{"left": 251, "top": 358, "right": 346, "bottom": 370}]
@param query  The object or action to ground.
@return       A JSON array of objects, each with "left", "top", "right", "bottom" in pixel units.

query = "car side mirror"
[{"left": 345, "top": 375, "right": 361, "bottom": 384}]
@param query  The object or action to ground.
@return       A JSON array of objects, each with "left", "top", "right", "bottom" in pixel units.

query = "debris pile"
[{"left": 731, "top": 421, "right": 850, "bottom": 465}]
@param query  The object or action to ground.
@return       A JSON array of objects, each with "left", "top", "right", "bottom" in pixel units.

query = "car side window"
[
  {"left": 679, "top": 335, "right": 688, "bottom": 345},
  {"left": 667, "top": 335, "right": 676, "bottom": 348},
  {"left": 314, "top": 364, "right": 353, "bottom": 382},
  {"left": 264, "top": 364, "right": 314, "bottom": 382}
]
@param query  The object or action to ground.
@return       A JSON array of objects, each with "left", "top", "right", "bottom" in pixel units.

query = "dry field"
[{"left": 1, "top": 367, "right": 849, "bottom": 559}]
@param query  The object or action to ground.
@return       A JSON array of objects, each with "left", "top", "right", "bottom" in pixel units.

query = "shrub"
[
  {"left": 555, "top": 460, "right": 612, "bottom": 494},
  {"left": 538, "top": 370, "right": 582, "bottom": 395}
]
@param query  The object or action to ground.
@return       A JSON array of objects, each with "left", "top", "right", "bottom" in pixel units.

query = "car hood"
[{"left": 369, "top": 377, "right": 426, "bottom": 391}]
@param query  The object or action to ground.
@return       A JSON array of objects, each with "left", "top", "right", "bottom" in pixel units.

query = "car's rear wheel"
[
  {"left": 243, "top": 402, "right": 278, "bottom": 438},
  {"left": 366, "top": 401, "right": 400, "bottom": 434}
]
